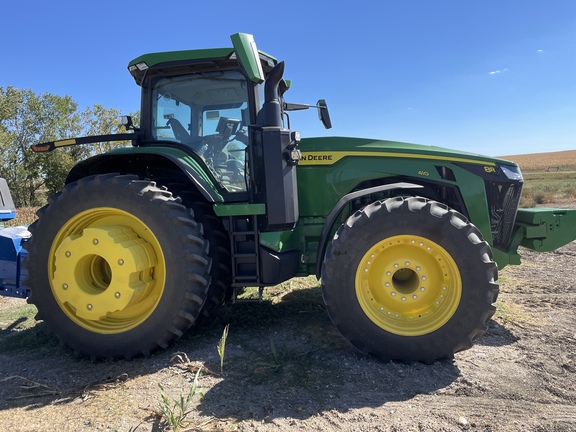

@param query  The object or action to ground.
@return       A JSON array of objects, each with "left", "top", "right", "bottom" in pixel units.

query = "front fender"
[{"left": 314, "top": 182, "right": 423, "bottom": 278}]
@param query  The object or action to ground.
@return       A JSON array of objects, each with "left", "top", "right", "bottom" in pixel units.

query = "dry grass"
[
  {"left": 499, "top": 149, "right": 576, "bottom": 172},
  {"left": 520, "top": 180, "right": 576, "bottom": 207},
  {"left": 499, "top": 150, "right": 576, "bottom": 207},
  {"left": 5, "top": 207, "right": 39, "bottom": 227}
]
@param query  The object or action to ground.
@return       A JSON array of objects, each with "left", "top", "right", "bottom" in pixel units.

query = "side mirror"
[
  {"left": 317, "top": 99, "right": 332, "bottom": 130},
  {"left": 121, "top": 115, "right": 135, "bottom": 130}
]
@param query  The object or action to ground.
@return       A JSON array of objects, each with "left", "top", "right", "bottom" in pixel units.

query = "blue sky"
[{"left": 2, "top": 0, "right": 574, "bottom": 156}]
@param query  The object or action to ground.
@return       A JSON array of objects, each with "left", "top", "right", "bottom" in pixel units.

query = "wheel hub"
[
  {"left": 355, "top": 235, "right": 462, "bottom": 336},
  {"left": 53, "top": 225, "right": 157, "bottom": 320}
]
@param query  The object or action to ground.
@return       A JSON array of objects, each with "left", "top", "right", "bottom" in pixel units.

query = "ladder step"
[
  {"left": 229, "top": 215, "right": 260, "bottom": 288},
  {"left": 233, "top": 254, "right": 257, "bottom": 259},
  {"left": 233, "top": 276, "right": 258, "bottom": 281},
  {"left": 232, "top": 286, "right": 264, "bottom": 303}
]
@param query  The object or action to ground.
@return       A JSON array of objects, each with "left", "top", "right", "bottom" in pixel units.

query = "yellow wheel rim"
[
  {"left": 48, "top": 208, "right": 166, "bottom": 334},
  {"left": 355, "top": 235, "right": 461, "bottom": 336}
]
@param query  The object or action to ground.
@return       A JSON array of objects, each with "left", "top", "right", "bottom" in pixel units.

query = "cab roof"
[{"left": 127, "top": 47, "right": 276, "bottom": 85}]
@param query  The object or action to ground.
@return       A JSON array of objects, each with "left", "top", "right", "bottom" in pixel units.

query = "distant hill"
[{"left": 498, "top": 149, "right": 576, "bottom": 171}]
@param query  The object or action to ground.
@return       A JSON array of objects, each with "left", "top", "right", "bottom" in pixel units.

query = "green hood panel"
[
  {"left": 294, "top": 136, "right": 506, "bottom": 249},
  {"left": 299, "top": 137, "right": 515, "bottom": 167}
]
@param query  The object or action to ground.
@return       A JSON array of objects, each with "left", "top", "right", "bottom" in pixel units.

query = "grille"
[{"left": 485, "top": 181, "right": 523, "bottom": 250}]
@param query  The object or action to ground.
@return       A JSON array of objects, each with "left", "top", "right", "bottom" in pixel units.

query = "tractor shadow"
[
  {"left": 475, "top": 320, "right": 520, "bottom": 347},
  {"left": 0, "top": 320, "right": 164, "bottom": 411},
  {"left": 193, "top": 287, "right": 519, "bottom": 422},
  {"left": 0, "top": 286, "right": 518, "bottom": 424}
]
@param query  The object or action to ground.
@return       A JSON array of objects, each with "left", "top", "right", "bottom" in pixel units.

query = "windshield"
[{"left": 151, "top": 70, "right": 249, "bottom": 192}]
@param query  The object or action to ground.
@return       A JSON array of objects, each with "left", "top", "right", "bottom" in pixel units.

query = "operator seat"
[{"left": 167, "top": 118, "right": 191, "bottom": 143}]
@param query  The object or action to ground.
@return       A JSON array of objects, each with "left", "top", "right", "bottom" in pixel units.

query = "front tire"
[
  {"left": 321, "top": 197, "right": 499, "bottom": 363},
  {"left": 25, "top": 174, "right": 211, "bottom": 360}
]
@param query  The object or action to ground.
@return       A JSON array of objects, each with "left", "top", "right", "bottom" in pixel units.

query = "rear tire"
[
  {"left": 162, "top": 184, "right": 231, "bottom": 321},
  {"left": 25, "top": 174, "right": 211, "bottom": 360},
  {"left": 321, "top": 196, "right": 499, "bottom": 363}
]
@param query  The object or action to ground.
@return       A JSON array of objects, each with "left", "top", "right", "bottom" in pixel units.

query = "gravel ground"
[{"left": 0, "top": 238, "right": 574, "bottom": 431}]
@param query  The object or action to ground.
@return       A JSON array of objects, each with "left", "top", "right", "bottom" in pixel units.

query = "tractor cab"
[
  {"left": 128, "top": 43, "right": 277, "bottom": 195},
  {"left": 148, "top": 69, "right": 251, "bottom": 193},
  {"left": 127, "top": 34, "right": 330, "bottom": 232}
]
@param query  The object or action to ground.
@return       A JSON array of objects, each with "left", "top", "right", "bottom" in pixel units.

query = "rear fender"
[{"left": 66, "top": 151, "right": 224, "bottom": 203}]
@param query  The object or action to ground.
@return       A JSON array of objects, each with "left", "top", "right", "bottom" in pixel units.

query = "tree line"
[{"left": 0, "top": 86, "right": 139, "bottom": 207}]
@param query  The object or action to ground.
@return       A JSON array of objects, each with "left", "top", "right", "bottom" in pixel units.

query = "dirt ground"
[{"left": 0, "top": 236, "right": 575, "bottom": 431}]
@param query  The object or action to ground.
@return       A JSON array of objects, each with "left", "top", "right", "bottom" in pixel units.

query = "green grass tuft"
[
  {"left": 217, "top": 324, "right": 230, "bottom": 375},
  {"left": 0, "top": 303, "right": 38, "bottom": 330},
  {"left": 157, "top": 367, "right": 205, "bottom": 431}
]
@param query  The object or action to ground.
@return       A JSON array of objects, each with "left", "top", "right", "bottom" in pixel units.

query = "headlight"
[{"left": 500, "top": 164, "right": 523, "bottom": 181}]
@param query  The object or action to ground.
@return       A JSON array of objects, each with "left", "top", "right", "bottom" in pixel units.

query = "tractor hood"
[{"left": 298, "top": 137, "right": 516, "bottom": 168}]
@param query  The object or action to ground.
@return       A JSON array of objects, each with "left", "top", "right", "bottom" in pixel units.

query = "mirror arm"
[
  {"left": 282, "top": 100, "right": 332, "bottom": 130},
  {"left": 283, "top": 102, "right": 311, "bottom": 111}
]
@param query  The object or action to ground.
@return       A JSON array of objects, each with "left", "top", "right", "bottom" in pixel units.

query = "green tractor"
[{"left": 25, "top": 33, "right": 576, "bottom": 363}]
